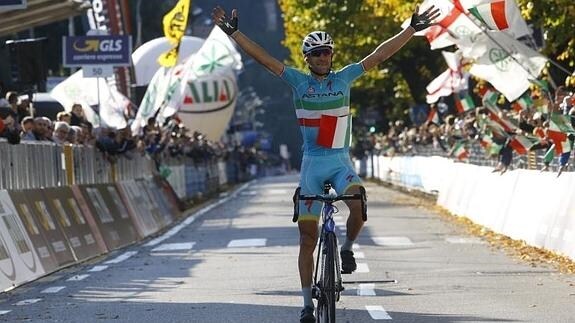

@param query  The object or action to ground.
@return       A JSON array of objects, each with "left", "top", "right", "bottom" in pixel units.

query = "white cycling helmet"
[{"left": 302, "top": 31, "right": 334, "bottom": 55}]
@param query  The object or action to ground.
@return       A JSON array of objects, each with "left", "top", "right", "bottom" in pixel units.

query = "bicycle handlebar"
[{"left": 292, "top": 187, "right": 367, "bottom": 223}]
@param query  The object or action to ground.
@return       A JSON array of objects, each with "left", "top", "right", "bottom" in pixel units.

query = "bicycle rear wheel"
[{"left": 316, "top": 232, "right": 337, "bottom": 323}]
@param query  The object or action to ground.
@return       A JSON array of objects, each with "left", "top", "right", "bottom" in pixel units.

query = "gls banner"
[{"left": 63, "top": 35, "right": 132, "bottom": 67}]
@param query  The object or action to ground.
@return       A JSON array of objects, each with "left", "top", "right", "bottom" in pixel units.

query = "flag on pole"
[
  {"left": 158, "top": 0, "right": 191, "bottom": 67},
  {"left": 468, "top": 32, "right": 547, "bottom": 102},
  {"left": 545, "top": 113, "right": 574, "bottom": 154},
  {"left": 508, "top": 134, "right": 538, "bottom": 155},
  {"left": 468, "top": 0, "right": 531, "bottom": 38},
  {"left": 454, "top": 91, "right": 475, "bottom": 113},
  {"left": 511, "top": 93, "right": 534, "bottom": 112},
  {"left": 450, "top": 141, "right": 470, "bottom": 160},
  {"left": 484, "top": 101, "right": 519, "bottom": 132}
]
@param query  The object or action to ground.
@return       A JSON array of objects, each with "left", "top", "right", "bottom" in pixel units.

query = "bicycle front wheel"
[{"left": 317, "top": 232, "right": 337, "bottom": 323}]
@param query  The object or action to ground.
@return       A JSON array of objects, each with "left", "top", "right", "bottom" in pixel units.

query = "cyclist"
[{"left": 212, "top": 4, "right": 439, "bottom": 322}]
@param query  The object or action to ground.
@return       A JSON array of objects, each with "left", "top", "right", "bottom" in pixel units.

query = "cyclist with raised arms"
[{"left": 212, "top": 4, "right": 439, "bottom": 322}]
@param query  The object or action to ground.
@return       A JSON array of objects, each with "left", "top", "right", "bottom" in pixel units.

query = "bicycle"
[{"left": 293, "top": 182, "right": 367, "bottom": 323}]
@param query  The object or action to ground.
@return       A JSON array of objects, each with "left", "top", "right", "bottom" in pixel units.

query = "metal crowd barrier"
[{"left": 0, "top": 139, "right": 156, "bottom": 190}]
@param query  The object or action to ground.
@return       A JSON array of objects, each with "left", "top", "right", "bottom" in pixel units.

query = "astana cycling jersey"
[{"left": 280, "top": 63, "right": 365, "bottom": 156}]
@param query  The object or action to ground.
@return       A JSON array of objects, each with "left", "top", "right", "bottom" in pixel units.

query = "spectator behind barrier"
[{"left": 0, "top": 114, "right": 20, "bottom": 144}]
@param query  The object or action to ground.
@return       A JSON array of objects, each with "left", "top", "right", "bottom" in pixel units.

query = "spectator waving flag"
[
  {"left": 468, "top": 0, "right": 531, "bottom": 38},
  {"left": 158, "top": 0, "right": 191, "bottom": 67}
]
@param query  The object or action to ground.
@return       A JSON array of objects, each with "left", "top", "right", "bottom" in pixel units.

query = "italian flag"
[
  {"left": 468, "top": 0, "right": 531, "bottom": 38},
  {"left": 547, "top": 113, "right": 574, "bottom": 154},
  {"left": 511, "top": 94, "right": 534, "bottom": 112},
  {"left": 484, "top": 101, "right": 518, "bottom": 133},
  {"left": 451, "top": 141, "right": 469, "bottom": 160},
  {"left": 317, "top": 114, "right": 351, "bottom": 149},
  {"left": 454, "top": 91, "right": 475, "bottom": 114},
  {"left": 481, "top": 88, "right": 499, "bottom": 106},
  {"left": 508, "top": 135, "right": 538, "bottom": 155}
]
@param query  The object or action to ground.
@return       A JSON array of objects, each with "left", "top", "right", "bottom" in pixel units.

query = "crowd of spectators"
[
  {"left": 357, "top": 85, "right": 575, "bottom": 176},
  {"left": 0, "top": 89, "right": 278, "bottom": 179}
]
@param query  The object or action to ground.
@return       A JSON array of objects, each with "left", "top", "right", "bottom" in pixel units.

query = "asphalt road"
[{"left": 0, "top": 175, "right": 574, "bottom": 322}]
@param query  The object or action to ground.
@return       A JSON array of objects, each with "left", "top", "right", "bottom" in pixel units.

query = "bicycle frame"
[{"left": 293, "top": 183, "right": 367, "bottom": 322}]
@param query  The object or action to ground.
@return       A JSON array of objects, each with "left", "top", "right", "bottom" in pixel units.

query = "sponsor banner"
[
  {"left": 63, "top": 35, "right": 132, "bottom": 67},
  {"left": 75, "top": 185, "right": 139, "bottom": 250},
  {"left": 42, "top": 188, "right": 107, "bottom": 261},
  {"left": 8, "top": 191, "right": 75, "bottom": 272},
  {"left": 137, "top": 179, "right": 175, "bottom": 227},
  {"left": 116, "top": 181, "right": 164, "bottom": 237},
  {"left": 0, "top": 190, "right": 44, "bottom": 291}
]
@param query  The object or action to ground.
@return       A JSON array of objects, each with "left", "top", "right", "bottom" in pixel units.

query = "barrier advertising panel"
[
  {"left": 116, "top": 181, "right": 164, "bottom": 237},
  {"left": 8, "top": 191, "right": 75, "bottom": 272},
  {"left": 75, "top": 185, "right": 139, "bottom": 250},
  {"left": 42, "top": 188, "right": 107, "bottom": 261},
  {"left": 137, "top": 179, "right": 174, "bottom": 227},
  {"left": 0, "top": 190, "right": 45, "bottom": 291}
]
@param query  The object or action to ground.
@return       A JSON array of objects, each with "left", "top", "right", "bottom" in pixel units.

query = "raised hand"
[
  {"left": 211, "top": 6, "right": 238, "bottom": 35},
  {"left": 410, "top": 5, "right": 441, "bottom": 32}
]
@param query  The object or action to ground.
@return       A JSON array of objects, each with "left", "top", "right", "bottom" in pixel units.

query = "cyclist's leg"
[
  {"left": 332, "top": 153, "right": 364, "bottom": 272},
  {"left": 298, "top": 155, "right": 325, "bottom": 310}
]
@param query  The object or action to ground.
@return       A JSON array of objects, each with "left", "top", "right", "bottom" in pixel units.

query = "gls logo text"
[{"left": 73, "top": 39, "right": 124, "bottom": 52}]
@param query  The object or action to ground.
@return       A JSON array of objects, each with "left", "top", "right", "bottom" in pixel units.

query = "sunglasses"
[{"left": 308, "top": 48, "right": 333, "bottom": 57}]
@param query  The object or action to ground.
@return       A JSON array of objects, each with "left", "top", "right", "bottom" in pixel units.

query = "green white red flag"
[
  {"left": 547, "top": 113, "right": 574, "bottom": 154},
  {"left": 511, "top": 94, "right": 534, "bottom": 112},
  {"left": 468, "top": 0, "right": 531, "bottom": 38},
  {"left": 454, "top": 91, "right": 475, "bottom": 113},
  {"left": 508, "top": 134, "right": 538, "bottom": 155},
  {"left": 451, "top": 141, "right": 470, "bottom": 160}
]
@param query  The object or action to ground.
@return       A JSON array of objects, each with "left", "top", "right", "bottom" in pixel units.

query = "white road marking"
[
  {"left": 240, "top": 191, "right": 257, "bottom": 196},
  {"left": 353, "top": 243, "right": 361, "bottom": 250},
  {"left": 152, "top": 242, "right": 195, "bottom": 252},
  {"left": 372, "top": 236, "right": 414, "bottom": 246},
  {"left": 145, "top": 182, "right": 251, "bottom": 247},
  {"left": 366, "top": 305, "right": 392, "bottom": 320},
  {"left": 268, "top": 189, "right": 288, "bottom": 195},
  {"left": 13, "top": 299, "right": 42, "bottom": 306},
  {"left": 104, "top": 251, "right": 138, "bottom": 264},
  {"left": 357, "top": 283, "right": 376, "bottom": 296},
  {"left": 356, "top": 263, "right": 370, "bottom": 273},
  {"left": 88, "top": 265, "right": 109, "bottom": 272},
  {"left": 227, "top": 239, "right": 267, "bottom": 248},
  {"left": 354, "top": 251, "right": 365, "bottom": 259},
  {"left": 445, "top": 236, "right": 486, "bottom": 244},
  {"left": 41, "top": 286, "right": 66, "bottom": 294},
  {"left": 0, "top": 310, "right": 10, "bottom": 315},
  {"left": 67, "top": 274, "right": 90, "bottom": 281}
]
